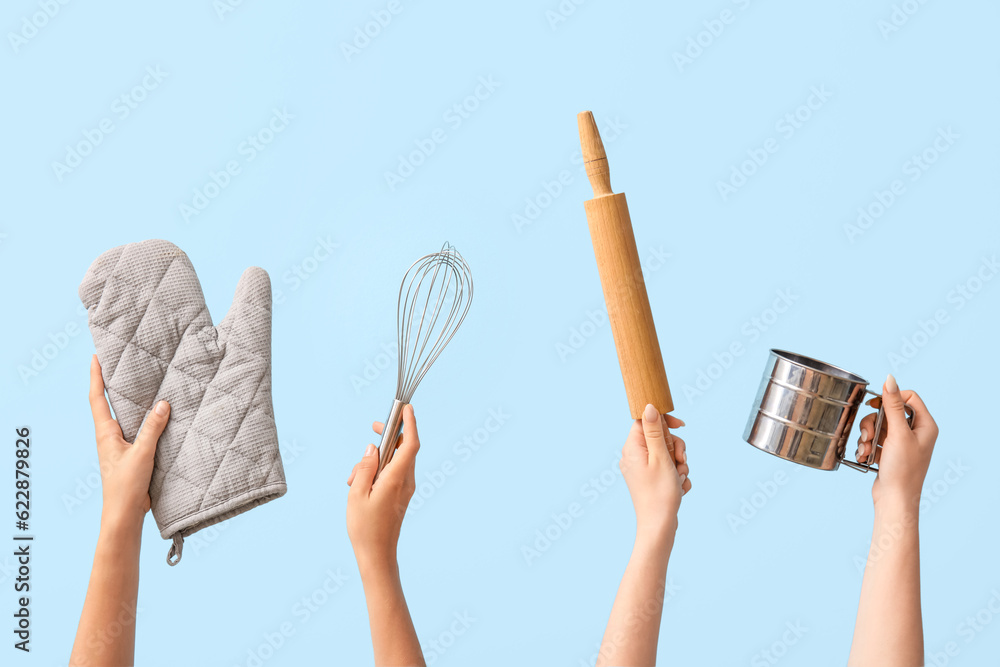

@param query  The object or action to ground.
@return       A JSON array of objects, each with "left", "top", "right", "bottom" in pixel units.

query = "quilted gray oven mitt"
[{"left": 79, "top": 239, "right": 286, "bottom": 565}]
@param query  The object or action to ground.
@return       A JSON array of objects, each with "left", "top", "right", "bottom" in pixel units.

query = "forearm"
[
  {"left": 849, "top": 495, "right": 923, "bottom": 667},
  {"left": 360, "top": 553, "right": 425, "bottom": 667},
  {"left": 597, "top": 523, "right": 676, "bottom": 667},
  {"left": 70, "top": 512, "right": 143, "bottom": 667}
]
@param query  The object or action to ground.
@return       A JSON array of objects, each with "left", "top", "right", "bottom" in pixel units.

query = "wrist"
[
  {"left": 635, "top": 519, "right": 677, "bottom": 556},
  {"left": 96, "top": 513, "right": 143, "bottom": 558},
  {"left": 99, "top": 507, "right": 145, "bottom": 540},
  {"left": 637, "top": 510, "right": 678, "bottom": 537},
  {"left": 355, "top": 547, "right": 399, "bottom": 582},
  {"left": 873, "top": 490, "right": 920, "bottom": 529},
  {"left": 873, "top": 488, "right": 920, "bottom": 515}
]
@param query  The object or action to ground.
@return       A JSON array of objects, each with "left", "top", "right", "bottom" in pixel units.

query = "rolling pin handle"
[{"left": 577, "top": 111, "right": 613, "bottom": 197}]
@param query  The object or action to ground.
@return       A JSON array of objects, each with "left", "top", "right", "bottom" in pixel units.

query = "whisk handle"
[{"left": 374, "top": 399, "right": 406, "bottom": 480}]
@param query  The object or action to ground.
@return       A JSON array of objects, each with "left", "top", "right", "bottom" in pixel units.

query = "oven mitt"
[{"left": 79, "top": 239, "right": 286, "bottom": 565}]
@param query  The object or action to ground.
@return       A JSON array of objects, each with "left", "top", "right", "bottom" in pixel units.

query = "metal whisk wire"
[
  {"left": 376, "top": 243, "right": 473, "bottom": 478},
  {"left": 397, "top": 245, "right": 473, "bottom": 401}
]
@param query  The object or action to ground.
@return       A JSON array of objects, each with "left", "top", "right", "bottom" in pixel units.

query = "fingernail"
[
  {"left": 675, "top": 418, "right": 686, "bottom": 427},
  {"left": 365, "top": 444, "right": 376, "bottom": 457},
  {"left": 154, "top": 401, "right": 169, "bottom": 416},
  {"left": 860, "top": 428, "right": 869, "bottom": 442},
  {"left": 885, "top": 373, "right": 898, "bottom": 393},
  {"left": 855, "top": 447, "right": 861, "bottom": 459},
  {"left": 679, "top": 473, "right": 687, "bottom": 484},
  {"left": 643, "top": 404, "right": 658, "bottom": 423}
]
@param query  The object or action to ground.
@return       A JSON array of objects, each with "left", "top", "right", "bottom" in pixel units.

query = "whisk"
[{"left": 375, "top": 243, "right": 473, "bottom": 479}]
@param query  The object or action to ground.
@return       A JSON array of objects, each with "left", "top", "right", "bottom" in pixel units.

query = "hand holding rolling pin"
[
  {"left": 622, "top": 406, "right": 692, "bottom": 526},
  {"left": 580, "top": 111, "right": 690, "bottom": 666},
  {"left": 596, "top": 407, "right": 691, "bottom": 667}
]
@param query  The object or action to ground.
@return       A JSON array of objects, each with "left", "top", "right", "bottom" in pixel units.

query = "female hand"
[
  {"left": 346, "top": 404, "right": 420, "bottom": 568},
  {"left": 596, "top": 405, "right": 690, "bottom": 667},
  {"left": 71, "top": 355, "right": 169, "bottom": 667},
  {"left": 89, "top": 355, "right": 170, "bottom": 529},
  {"left": 620, "top": 404, "right": 691, "bottom": 537},
  {"left": 855, "top": 374, "right": 938, "bottom": 506}
]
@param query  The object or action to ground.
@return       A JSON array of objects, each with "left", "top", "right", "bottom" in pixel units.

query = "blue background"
[{"left": 2, "top": 1, "right": 998, "bottom": 665}]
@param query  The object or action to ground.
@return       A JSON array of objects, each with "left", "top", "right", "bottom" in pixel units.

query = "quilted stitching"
[
  {"left": 104, "top": 255, "right": 179, "bottom": 402},
  {"left": 94, "top": 327, "right": 275, "bottom": 421},
  {"left": 79, "top": 239, "right": 286, "bottom": 565}
]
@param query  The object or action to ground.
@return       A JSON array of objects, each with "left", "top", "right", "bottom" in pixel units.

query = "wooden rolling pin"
[{"left": 578, "top": 111, "right": 673, "bottom": 418}]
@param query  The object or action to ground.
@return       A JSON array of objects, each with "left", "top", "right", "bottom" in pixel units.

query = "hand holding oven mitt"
[{"left": 79, "top": 239, "right": 286, "bottom": 565}]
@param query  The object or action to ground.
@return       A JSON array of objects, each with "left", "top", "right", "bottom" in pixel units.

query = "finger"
[
  {"left": 857, "top": 413, "right": 876, "bottom": 444},
  {"left": 641, "top": 404, "right": 668, "bottom": 466},
  {"left": 672, "top": 436, "right": 687, "bottom": 466},
  {"left": 855, "top": 413, "right": 878, "bottom": 461},
  {"left": 347, "top": 462, "right": 360, "bottom": 486},
  {"left": 855, "top": 433, "right": 884, "bottom": 462},
  {"left": 664, "top": 418, "right": 677, "bottom": 462},
  {"left": 373, "top": 422, "right": 404, "bottom": 450},
  {"left": 348, "top": 444, "right": 379, "bottom": 497},
  {"left": 663, "top": 413, "right": 685, "bottom": 463},
  {"left": 855, "top": 431, "right": 884, "bottom": 465},
  {"left": 88, "top": 356, "right": 112, "bottom": 421},
  {"left": 89, "top": 356, "right": 121, "bottom": 441},
  {"left": 388, "top": 404, "right": 421, "bottom": 470},
  {"left": 881, "top": 374, "right": 912, "bottom": 434},
  {"left": 664, "top": 414, "right": 686, "bottom": 429},
  {"left": 898, "top": 390, "right": 936, "bottom": 434},
  {"left": 681, "top": 477, "right": 692, "bottom": 495},
  {"left": 90, "top": 354, "right": 112, "bottom": 425},
  {"left": 675, "top": 462, "right": 689, "bottom": 478},
  {"left": 864, "top": 394, "right": 883, "bottom": 444},
  {"left": 133, "top": 401, "right": 170, "bottom": 454}
]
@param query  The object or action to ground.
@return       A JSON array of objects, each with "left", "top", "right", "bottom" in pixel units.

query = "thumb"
[
  {"left": 881, "top": 373, "right": 911, "bottom": 434},
  {"left": 349, "top": 445, "right": 380, "bottom": 498},
  {"left": 621, "top": 420, "right": 648, "bottom": 470},
  {"left": 134, "top": 400, "right": 170, "bottom": 454},
  {"left": 218, "top": 267, "right": 272, "bottom": 357},
  {"left": 640, "top": 404, "right": 669, "bottom": 465}
]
